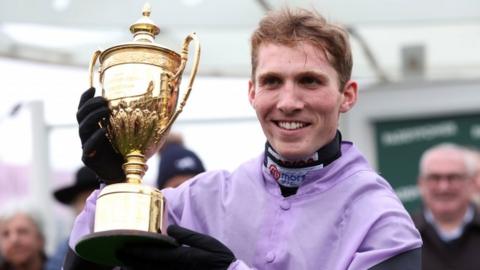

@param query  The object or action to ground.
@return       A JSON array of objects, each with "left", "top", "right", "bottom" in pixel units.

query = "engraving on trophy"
[
  {"left": 103, "top": 72, "right": 139, "bottom": 99},
  {"left": 103, "top": 67, "right": 160, "bottom": 101},
  {"left": 102, "top": 48, "right": 178, "bottom": 72}
]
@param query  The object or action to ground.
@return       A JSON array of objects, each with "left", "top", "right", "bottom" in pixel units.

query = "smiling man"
[
  {"left": 413, "top": 143, "right": 480, "bottom": 270},
  {"left": 66, "top": 7, "right": 422, "bottom": 270}
]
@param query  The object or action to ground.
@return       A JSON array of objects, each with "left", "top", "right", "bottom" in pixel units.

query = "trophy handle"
[
  {"left": 88, "top": 50, "right": 102, "bottom": 88},
  {"left": 162, "top": 33, "right": 201, "bottom": 132}
]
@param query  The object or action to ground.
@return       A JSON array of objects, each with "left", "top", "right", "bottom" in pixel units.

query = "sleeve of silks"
[
  {"left": 68, "top": 189, "right": 99, "bottom": 248},
  {"left": 63, "top": 189, "right": 115, "bottom": 270},
  {"left": 368, "top": 248, "right": 421, "bottom": 270}
]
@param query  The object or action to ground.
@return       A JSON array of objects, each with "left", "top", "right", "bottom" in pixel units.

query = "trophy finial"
[
  {"left": 142, "top": 3, "right": 151, "bottom": 16},
  {"left": 130, "top": 2, "right": 160, "bottom": 42}
]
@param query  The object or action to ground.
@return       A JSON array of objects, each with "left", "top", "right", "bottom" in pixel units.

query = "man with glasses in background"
[{"left": 413, "top": 143, "right": 480, "bottom": 270}]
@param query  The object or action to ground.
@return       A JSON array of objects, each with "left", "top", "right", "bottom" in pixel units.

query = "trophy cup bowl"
[{"left": 75, "top": 4, "right": 200, "bottom": 266}]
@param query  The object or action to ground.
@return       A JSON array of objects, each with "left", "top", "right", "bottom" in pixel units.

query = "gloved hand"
[
  {"left": 117, "top": 225, "right": 236, "bottom": 270},
  {"left": 76, "top": 87, "right": 125, "bottom": 183}
]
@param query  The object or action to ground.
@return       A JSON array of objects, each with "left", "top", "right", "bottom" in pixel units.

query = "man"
[
  {"left": 66, "top": 8, "right": 421, "bottom": 270},
  {"left": 413, "top": 143, "right": 480, "bottom": 270},
  {"left": 0, "top": 203, "right": 46, "bottom": 270},
  {"left": 45, "top": 166, "right": 99, "bottom": 270},
  {"left": 156, "top": 133, "right": 205, "bottom": 189}
]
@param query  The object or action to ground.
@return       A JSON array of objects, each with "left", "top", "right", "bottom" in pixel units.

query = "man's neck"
[
  {"left": 427, "top": 205, "right": 473, "bottom": 241},
  {"left": 436, "top": 210, "right": 469, "bottom": 231},
  {"left": 437, "top": 218, "right": 464, "bottom": 232},
  {"left": 263, "top": 131, "right": 342, "bottom": 197}
]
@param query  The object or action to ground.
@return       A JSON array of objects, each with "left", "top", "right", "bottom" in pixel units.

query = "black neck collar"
[{"left": 264, "top": 131, "right": 342, "bottom": 169}]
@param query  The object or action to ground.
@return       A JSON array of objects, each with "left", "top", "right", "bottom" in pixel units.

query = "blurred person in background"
[
  {"left": 44, "top": 167, "right": 99, "bottom": 270},
  {"left": 66, "top": 7, "right": 422, "bottom": 270},
  {"left": 0, "top": 202, "right": 46, "bottom": 270},
  {"left": 156, "top": 132, "right": 205, "bottom": 189},
  {"left": 413, "top": 143, "right": 480, "bottom": 270}
]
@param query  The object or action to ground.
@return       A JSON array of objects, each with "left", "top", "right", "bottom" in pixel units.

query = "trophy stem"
[{"left": 123, "top": 150, "right": 148, "bottom": 184}]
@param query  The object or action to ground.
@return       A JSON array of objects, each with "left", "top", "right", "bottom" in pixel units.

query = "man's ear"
[
  {"left": 248, "top": 80, "right": 256, "bottom": 107},
  {"left": 340, "top": 80, "right": 358, "bottom": 113}
]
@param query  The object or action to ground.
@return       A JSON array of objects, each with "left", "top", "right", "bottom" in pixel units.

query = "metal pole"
[{"left": 29, "top": 101, "right": 56, "bottom": 254}]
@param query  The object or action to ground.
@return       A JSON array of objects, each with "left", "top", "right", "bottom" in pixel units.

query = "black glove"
[
  {"left": 76, "top": 87, "right": 125, "bottom": 183},
  {"left": 117, "top": 225, "right": 236, "bottom": 270}
]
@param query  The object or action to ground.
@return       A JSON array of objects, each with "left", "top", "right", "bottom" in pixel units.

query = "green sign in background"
[{"left": 374, "top": 112, "right": 480, "bottom": 212}]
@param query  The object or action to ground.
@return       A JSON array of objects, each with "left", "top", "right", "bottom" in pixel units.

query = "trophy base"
[{"left": 75, "top": 229, "right": 178, "bottom": 266}]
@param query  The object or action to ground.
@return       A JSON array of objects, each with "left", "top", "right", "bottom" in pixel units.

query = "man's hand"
[
  {"left": 76, "top": 87, "right": 125, "bottom": 183},
  {"left": 118, "top": 225, "right": 236, "bottom": 270}
]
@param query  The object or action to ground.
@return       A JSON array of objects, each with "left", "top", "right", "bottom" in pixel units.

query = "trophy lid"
[
  {"left": 129, "top": 3, "right": 160, "bottom": 43},
  {"left": 98, "top": 3, "right": 181, "bottom": 68}
]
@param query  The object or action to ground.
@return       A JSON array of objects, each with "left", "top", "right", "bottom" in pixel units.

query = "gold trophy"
[{"left": 75, "top": 3, "right": 200, "bottom": 266}]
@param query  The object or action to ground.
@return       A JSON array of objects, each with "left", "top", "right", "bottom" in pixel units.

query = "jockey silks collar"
[{"left": 263, "top": 131, "right": 342, "bottom": 188}]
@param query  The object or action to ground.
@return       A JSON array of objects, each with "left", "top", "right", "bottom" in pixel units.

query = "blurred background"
[{"left": 0, "top": 0, "right": 479, "bottom": 254}]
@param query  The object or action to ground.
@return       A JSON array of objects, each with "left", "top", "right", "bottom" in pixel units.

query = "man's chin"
[
  {"left": 276, "top": 149, "right": 309, "bottom": 160},
  {"left": 433, "top": 206, "right": 462, "bottom": 220},
  {"left": 270, "top": 142, "right": 316, "bottom": 160}
]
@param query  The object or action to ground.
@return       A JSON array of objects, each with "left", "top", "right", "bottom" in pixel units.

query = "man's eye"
[
  {"left": 298, "top": 76, "right": 321, "bottom": 88},
  {"left": 260, "top": 77, "right": 282, "bottom": 88},
  {"left": 1, "top": 230, "right": 9, "bottom": 238}
]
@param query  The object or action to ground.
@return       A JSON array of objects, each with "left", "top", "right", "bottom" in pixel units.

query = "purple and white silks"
[{"left": 69, "top": 141, "right": 422, "bottom": 270}]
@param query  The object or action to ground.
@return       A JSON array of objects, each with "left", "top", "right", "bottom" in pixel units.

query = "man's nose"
[
  {"left": 437, "top": 178, "right": 452, "bottom": 191},
  {"left": 276, "top": 83, "right": 304, "bottom": 114}
]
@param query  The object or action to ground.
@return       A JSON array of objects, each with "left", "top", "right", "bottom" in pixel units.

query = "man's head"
[
  {"left": 248, "top": 8, "right": 357, "bottom": 159},
  {"left": 418, "top": 143, "right": 476, "bottom": 223},
  {"left": 54, "top": 166, "right": 99, "bottom": 214},
  {"left": 250, "top": 8, "right": 353, "bottom": 89},
  {"left": 0, "top": 205, "right": 45, "bottom": 268},
  {"left": 157, "top": 140, "right": 205, "bottom": 189}
]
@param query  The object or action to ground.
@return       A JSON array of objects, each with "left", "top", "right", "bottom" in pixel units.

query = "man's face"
[
  {"left": 419, "top": 149, "right": 473, "bottom": 222},
  {"left": 248, "top": 42, "right": 357, "bottom": 159},
  {"left": 0, "top": 213, "right": 44, "bottom": 267}
]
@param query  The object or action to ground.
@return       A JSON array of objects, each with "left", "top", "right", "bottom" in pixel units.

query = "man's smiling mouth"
[{"left": 275, "top": 121, "right": 309, "bottom": 130}]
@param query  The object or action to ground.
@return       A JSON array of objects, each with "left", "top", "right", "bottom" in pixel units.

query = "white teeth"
[{"left": 278, "top": 121, "right": 306, "bottom": 130}]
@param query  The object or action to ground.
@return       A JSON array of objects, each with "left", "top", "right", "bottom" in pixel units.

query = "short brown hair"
[{"left": 250, "top": 8, "right": 352, "bottom": 89}]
